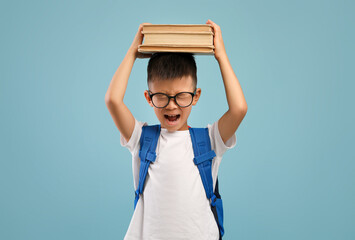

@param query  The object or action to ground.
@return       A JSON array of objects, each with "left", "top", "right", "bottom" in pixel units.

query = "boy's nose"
[{"left": 165, "top": 98, "right": 178, "bottom": 109}]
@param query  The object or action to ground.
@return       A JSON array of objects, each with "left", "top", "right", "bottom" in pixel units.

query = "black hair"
[{"left": 147, "top": 52, "right": 197, "bottom": 89}]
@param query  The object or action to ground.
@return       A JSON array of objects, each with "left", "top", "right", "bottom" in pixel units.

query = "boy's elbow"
[
  {"left": 239, "top": 102, "right": 248, "bottom": 115},
  {"left": 105, "top": 92, "right": 112, "bottom": 103},
  {"left": 230, "top": 104, "right": 248, "bottom": 117},
  {"left": 242, "top": 104, "right": 248, "bottom": 114},
  {"left": 105, "top": 94, "right": 110, "bottom": 104},
  {"left": 105, "top": 95, "right": 122, "bottom": 105}
]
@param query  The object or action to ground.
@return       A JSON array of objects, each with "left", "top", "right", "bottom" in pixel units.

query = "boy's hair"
[{"left": 147, "top": 52, "right": 197, "bottom": 89}]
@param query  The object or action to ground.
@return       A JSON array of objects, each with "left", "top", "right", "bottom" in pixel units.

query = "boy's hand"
[
  {"left": 206, "top": 19, "right": 227, "bottom": 61},
  {"left": 129, "top": 23, "right": 153, "bottom": 59}
]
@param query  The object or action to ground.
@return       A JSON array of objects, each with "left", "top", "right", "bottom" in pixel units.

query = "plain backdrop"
[{"left": 1, "top": 0, "right": 354, "bottom": 239}]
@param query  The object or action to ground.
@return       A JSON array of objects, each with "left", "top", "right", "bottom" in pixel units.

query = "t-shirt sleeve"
[
  {"left": 207, "top": 118, "right": 237, "bottom": 157},
  {"left": 120, "top": 118, "right": 147, "bottom": 153}
]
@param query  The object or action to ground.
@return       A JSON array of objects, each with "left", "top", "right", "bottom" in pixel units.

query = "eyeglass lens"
[{"left": 152, "top": 92, "right": 193, "bottom": 108}]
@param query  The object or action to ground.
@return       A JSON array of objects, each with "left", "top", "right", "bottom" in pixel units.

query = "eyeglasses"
[{"left": 148, "top": 90, "right": 196, "bottom": 108}]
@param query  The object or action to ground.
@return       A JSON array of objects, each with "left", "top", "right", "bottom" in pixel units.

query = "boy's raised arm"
[
  {"left": 206, "top": 20, "right": 248, "bottom": 144},
  {"left": 105, "top": 23, "right": 152, "bottom": 143}
]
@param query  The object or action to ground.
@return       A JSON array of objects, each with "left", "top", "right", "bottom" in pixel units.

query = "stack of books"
[{"left": 138, "top": 24, "right": 215, "bottom": 55}]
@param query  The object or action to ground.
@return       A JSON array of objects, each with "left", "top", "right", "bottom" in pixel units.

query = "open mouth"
[{"left": 164, "top": 114, "right": 181, "bottom": 122}]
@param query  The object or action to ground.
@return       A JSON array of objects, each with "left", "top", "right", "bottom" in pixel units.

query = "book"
[
  {"left": 138, "top": 24, "right": 215, "bottom": 55},
  {"left": 141, "top": 24, "right": 213, "bottom": 33},
  {"left": 138, "top": 44, "right": 215, "bottom": 54},
  {"left": 142, "top": 32, "right": 213, "bottom": 46}
]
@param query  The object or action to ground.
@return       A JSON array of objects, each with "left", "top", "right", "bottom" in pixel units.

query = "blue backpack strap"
[
  {"left": 189, "top": 127, "right": 224, "bottom": 239},
  {"left": 134, "top": 124, "right": 161, "bottom": 210}
]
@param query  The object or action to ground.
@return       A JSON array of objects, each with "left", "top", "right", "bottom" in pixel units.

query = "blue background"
[{"left": 1, "top": 0, "right": 354, "bottom": 239}]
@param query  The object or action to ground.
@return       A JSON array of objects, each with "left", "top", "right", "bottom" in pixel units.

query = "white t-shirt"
[{"left": 120, "top": 118, "right": 237, "bottom": 240}]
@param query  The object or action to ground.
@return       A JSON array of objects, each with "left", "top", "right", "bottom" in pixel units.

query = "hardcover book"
[{"left": 138, "top": 24, "right": 215, "bottom": 55}]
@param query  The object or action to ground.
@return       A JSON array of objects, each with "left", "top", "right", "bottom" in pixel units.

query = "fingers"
[
  {"left": 137, "top": 22, "right": 153, "bottom": 37},
  {"left": 206, "top": 19, "right": 221, "bottom": 32},
  {"left": 139, "top": 22, "right": 152, "bottom": 29},
  {"left": 137, "top": 23, "right": 152, "bottom": 33}
]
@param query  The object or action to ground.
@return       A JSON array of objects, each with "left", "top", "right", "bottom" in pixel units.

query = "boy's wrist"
[
  {"left": 216, "top": 52, "right": 228, "bottom": 63},
  {"left": 127, "top": 47, "right": 138, "bottom": 60}
]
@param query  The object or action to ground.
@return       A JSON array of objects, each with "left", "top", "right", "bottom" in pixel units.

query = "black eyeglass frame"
[{"left": 148, "top": 89, "right": 197, "bottom": 108}]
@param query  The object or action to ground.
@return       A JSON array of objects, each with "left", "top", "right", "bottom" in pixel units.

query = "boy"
[{"left": 105, "top": 19, "right": 247, "bottom": 240}]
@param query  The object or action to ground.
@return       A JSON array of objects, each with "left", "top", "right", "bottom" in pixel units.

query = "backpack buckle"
[
  {"left": 146, "top": 151, "right": 156, "bottom": 162},
  {"left": 139, "top": 150, "right": 157, "bottom": 162},
  {"left": 193, "top": 150, "right": 216, "bottom": 165}
]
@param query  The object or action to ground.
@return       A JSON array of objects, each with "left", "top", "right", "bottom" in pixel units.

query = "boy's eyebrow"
[{"left": 149, "top": 89, "right": 195, "bottom": 95}]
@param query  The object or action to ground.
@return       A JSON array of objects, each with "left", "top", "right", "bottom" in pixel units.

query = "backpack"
[{"left": 134, "top": 124, "right": 224, "bottom": 239}]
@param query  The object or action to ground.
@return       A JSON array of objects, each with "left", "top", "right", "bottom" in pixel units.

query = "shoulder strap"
[
  {"left": 189, "top": 127, "right": 216, "bottom": 199},
  {"left": 134, "top": 124, "right": 161, "bottom": 210},
  {"left": 189, "top": 127, "right": 224, "bottom": 239}
]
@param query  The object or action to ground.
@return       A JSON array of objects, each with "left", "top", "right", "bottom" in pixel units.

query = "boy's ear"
[
  {"left": 192, "top": 88, "right": 201, "bottom": 106},
  {"left": 144, "top": 90, "right": 154, "bottom": 107}
]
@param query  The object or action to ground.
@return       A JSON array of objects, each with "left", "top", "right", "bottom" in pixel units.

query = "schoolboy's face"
[{"left": 144, "top": 76, "right": 201, "bottom": 132}]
